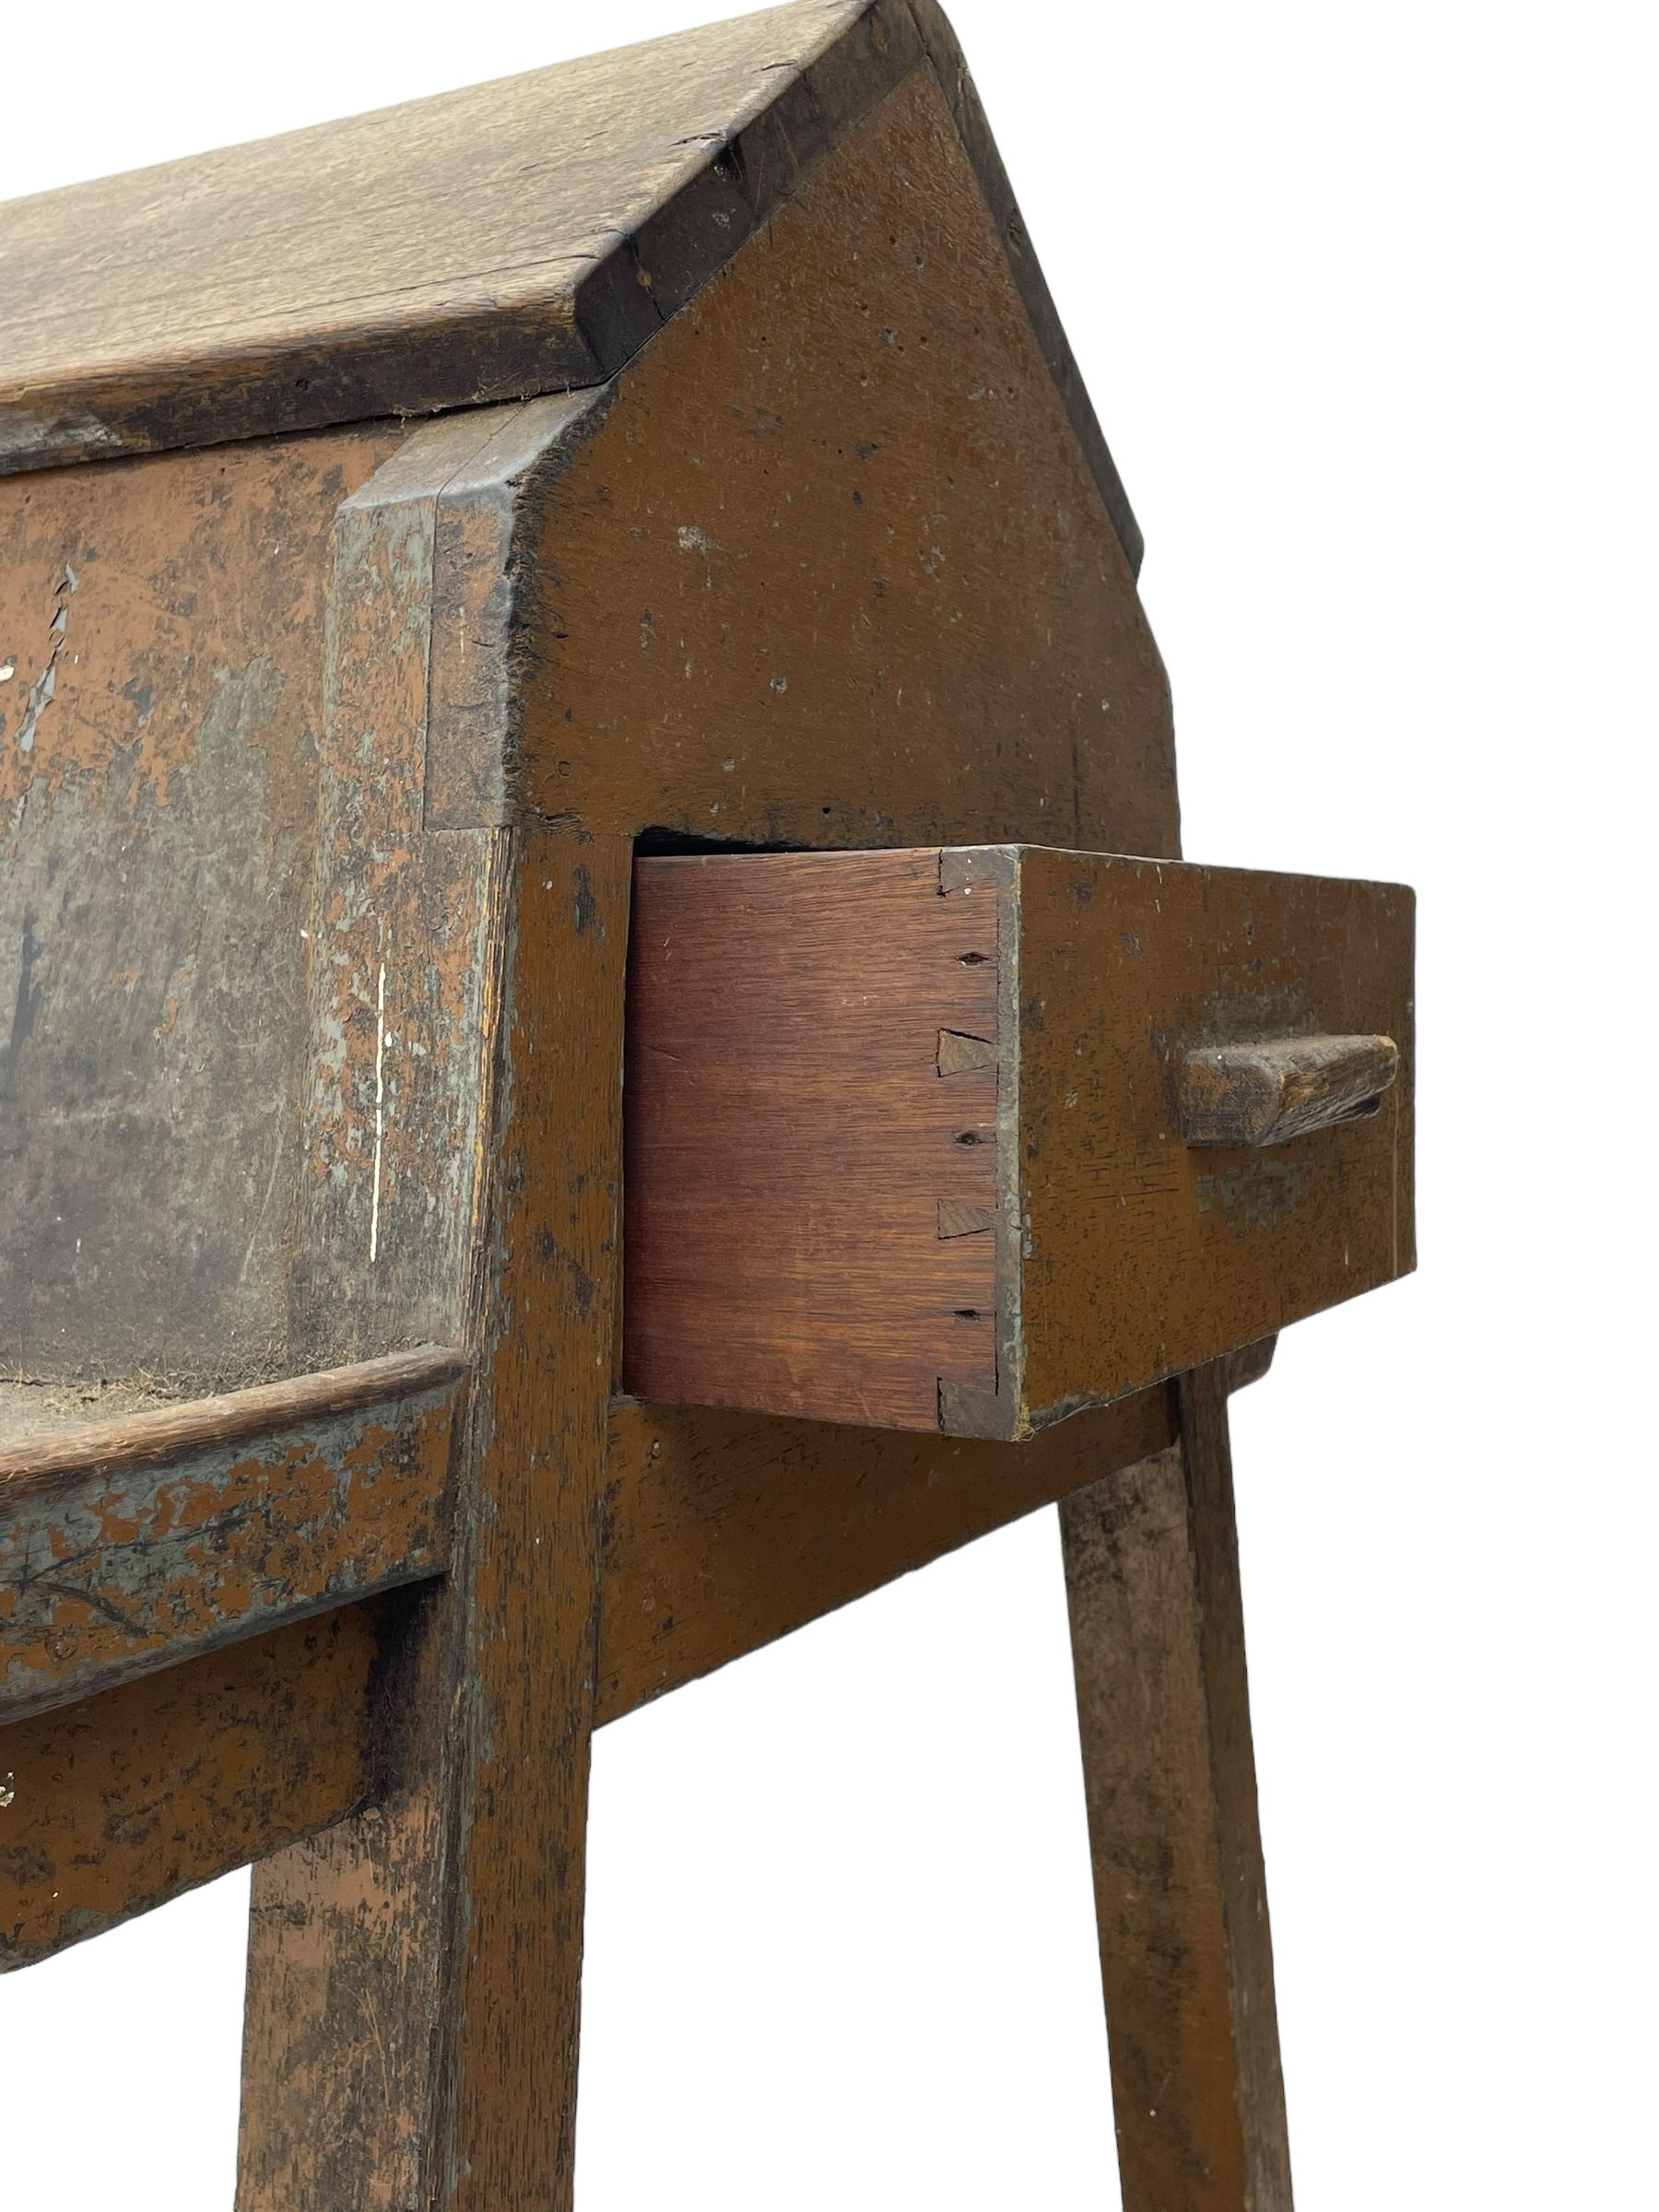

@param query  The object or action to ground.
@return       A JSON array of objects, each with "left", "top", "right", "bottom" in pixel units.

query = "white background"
[{"left": 2, "top": 3, "right": 1653, "bottom": 2205}]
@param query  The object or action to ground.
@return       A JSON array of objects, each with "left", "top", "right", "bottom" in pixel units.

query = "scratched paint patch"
[
  {"left": 10, "top": 565, "right": 77, "bottom": 758},
  {"left": 0, "top": 1383, "right": 455, "bottom": 1723},
  {"left": 1194, "top": 1159, "right": 1308, "bottom": 1235},
  {"left": 0, "top": 424, "right": 403, "bottom": 1387}
]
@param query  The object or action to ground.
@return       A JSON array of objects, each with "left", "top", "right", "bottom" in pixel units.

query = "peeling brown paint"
[
  {"left": 242, "top": 73, "right": 1188, "bottom": 2209},
  {"left": 11, "top": 565, "right": 76, "bottom": 758},
  {"left": 0, "top": 1604, "right": 383, "bottom": 1971},
  {"left": 0, "top": 32, "right": 1325, "bottom": 2210},
  {"left": 0, "top": 1347, "right": 463, "bottom": 1723},
  {"left": 517, "top": 71, "right": 1175, "bottom": 852},
  {"left": 0, "top": 425, "right": 403, "bottom": 1389}
]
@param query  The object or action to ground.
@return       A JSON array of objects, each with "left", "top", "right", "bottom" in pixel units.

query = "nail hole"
[
  {"left": 955, "top": 1309, "right": 982, "bottom": 1322},
  {"left": 954, "top": 1130, "right": 981, "bottom": 1146}
]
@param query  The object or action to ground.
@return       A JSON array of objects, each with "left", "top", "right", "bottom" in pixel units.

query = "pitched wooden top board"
[{"left": 0, "top": 0, "right": 1141, "bottom": 566}]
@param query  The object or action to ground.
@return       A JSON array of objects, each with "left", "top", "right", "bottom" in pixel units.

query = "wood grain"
[
  {"left": 286, "top": 400, "right": 573, "bottom": 1375},
  {"left": 0, "top": 1345, "right": 465, "bottom": 1483},
  {"left": 0, "top": 4, "right": 892, "bottom": 471},
  {"left": 0, "top": 1602, "right": 385, "bottom": 1970},
  {"left": 1059, "top": 1362, "right": 1292, "bottom": 2211},
  {"left": 239, "top": 834, "right": 629, "bottom": 2212},
  {"left": 0, "top": 1348, "right": 462, "bottom": 1723},
  {"left": 517, "top": 65, "right": 1174, "bottom": 849},
  {"left": 1180, "top": 1032, "right": 1399, "bottom": 1147},
  {"left": 238, "top": 437, "right": 628, "bottom": 2202},
  {"left": 0, "top": 5, "right": 1140, "bottom": 575},
  {"left": 625, "top": 848, "right": 1000, "bottom": 1431},
  {"left": 621, "top": 845, "right": 1412, "bottom": 1437},
  {"left": 597, "top": 1386, "right": 1175, "bottom": 1720},
  {"left": 0, "top": 422, "right": 401, "bottom": 1393},
  {"left": 240, "top": 68, "right": 1180, "bottom": 2196},
  {"left": 1017, "top": 849, "right": 1414, "bottom": 1430},
  {"left": 0, "top": 19, "right": 1337, "bottom": 2204}
]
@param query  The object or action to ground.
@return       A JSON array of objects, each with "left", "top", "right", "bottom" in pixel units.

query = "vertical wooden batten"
[
  {"left": 1060, "top": 1361, "right": 1293, "bottom": 2210},
  {"left": 237, "top": 401, "right": 626, "bottom": 2206}
]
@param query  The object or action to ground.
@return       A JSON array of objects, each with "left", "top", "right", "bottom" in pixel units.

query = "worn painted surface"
[
  {"left": 240, "top": 63, "right": 1186, "bottom": 2211},
  {"left": 0, "top": 1374, "right": 174, "bottom": 1447},
  {"left": 596, "top": 1385, "right": 1174, "bottom": 1720},
  {"left": 0, "top": 15, "right": 1363, "bottom": 2210},
  {"left": 288, "top": 393, "right": 621, "bottom": 1377},
  {"left": 0, "top": 425, "right": 401, "bottom": 1390},
  {"left": 241, "top": 833, "right": 629, "bottom": 2212},
  {"left": 1060, "top": 1363, "right": 1293, "bottom": 2212},
  {"left": 0, "top": 1348, "right": 463, "bottom": 1723},
  {"left": 289, "top": 419, "right": 500, "bottom": 1371},
  {"left": 0, "top": 1603, "right": 383, "bottom": 1970},
  {"left": 239, "top": 1583, "right": 455, "bottom": 2205},
  {"left": 518, "top": 66, "right": 1174, "bottom": 850},
  {"left": 0, "top": 5, "right": 1140, "bottom": 574},
  {"left": 1179, "top": 1031, "right": 1400, "bottom": 1147},
  {"left": 425, "top": 393, "right": 616, "bottom": 829},
  {"left": 0, "top": 4, "right": 905, "bottom": 475},
  {"left": 1017, "top": 850, "right": 1414, "bottom": 1428}
]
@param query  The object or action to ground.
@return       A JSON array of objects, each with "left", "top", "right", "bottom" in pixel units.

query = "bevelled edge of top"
[{"left": 0, "top": 0, "right": 1142, "bottom": 572}]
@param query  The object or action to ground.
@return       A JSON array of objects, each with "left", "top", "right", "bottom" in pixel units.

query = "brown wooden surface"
[
  {"left": 239, "top": 851, "right": 629, "bottom": 2209},
  {"left": 1220, "top": 1332, "right": 1277, "bottom": 1395},
  {"left": 1181, "top": 1032, "right": 1399, "bottom": 1147},
  {"left": 598, "top": 1385, "right": 1174, "bottom": 1721},
  {"left": 0, "top": 19, "right": 1312, "bottom": 2203},
  {"left": 516, "top": 67, "right": 1173, "bottom": 847},
  {"left": 285, "top": 399, "right": 586, "bottom": 1375},
  {"left": 235, "top": 61, "right": 1180, "bottom": 2204},
  {"left": 0, "top": 1602, "right": 385, "bottom": 1970},
  {"left": 244, "top": 430, "right": 614, "bottom": 2212},
  {"left": 621, "top": 844, "right": 1412, "bottom": 1437},
  {"left": 605, "top": 1271, "right": 1258, "bottom": 1735},
  {"left": 0, "top": 421, "right": 401, "bottom": 1393},
  {"left": 1018, "top": 849, "right": 1413, "bottom": 1430},
  {"left": 0, "top": 1344, "right": 465, "bottom": 1480},
  {"left": 0, "top": 4, "right": 1140, "bottom": 572},
  {"left": 0, "top": 1385, "right": 1177, "bottom": 1969},
  {"left": 0, "top": 4, "right": 892, "bottom": 471},
  {"left": 0, "top": 1348, "right": 461, "bottom": 1723},
  {"left": 1060, "top": 1363, "right": 1292, "bottom": 2211},
  {"left": 625, "top": 848, "right": 999, "bottom": 1430}
]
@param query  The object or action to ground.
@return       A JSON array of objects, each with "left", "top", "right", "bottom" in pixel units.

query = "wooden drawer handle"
[{"left": 1180, "top": 1033, "right": 1399, "bottom": 1148}]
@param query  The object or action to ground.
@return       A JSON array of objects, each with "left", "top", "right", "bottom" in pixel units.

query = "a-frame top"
[{"left": 0, "top": 0, "right": 1139, "bottom": 568}]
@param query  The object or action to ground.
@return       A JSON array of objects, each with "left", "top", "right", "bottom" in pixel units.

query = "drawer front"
[
  {"left": 1006, "top": 847, "right": 1413, "bottom": 1436},
  {"left": 624, "top": 845, "right": 1413, "bottom": 1437}
]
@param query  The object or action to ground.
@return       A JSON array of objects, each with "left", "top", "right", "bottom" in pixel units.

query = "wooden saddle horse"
[{"left": 0, "top": 5, "right": 1412, "bottom": 2205}]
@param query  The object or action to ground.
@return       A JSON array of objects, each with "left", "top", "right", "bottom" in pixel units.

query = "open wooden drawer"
[{"left": 624, "top": 845, "right": 1415, "bottom": 1437}]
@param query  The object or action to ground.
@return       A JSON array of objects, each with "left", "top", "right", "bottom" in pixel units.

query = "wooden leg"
[
  {"left": 235, "top": 830, "right": 627, "bottom": 2210},
  {"left": 1059, "top": 1361, "right": 1293, "bottom": 2212}
]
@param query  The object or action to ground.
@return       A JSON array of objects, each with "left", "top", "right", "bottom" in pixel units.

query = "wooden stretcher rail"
[
  {"left": 0, "top": 1347, "right": 465, "bottom": 1724},
  {"left": 0, "top": 1356, "right": 1277, "bottom": 1971},
  {"left": 0, "top": 1601, "right": 393, "bottom": 1971},
  {"left": 597, "top": 1383, "right": 1177, "bottom": 1720}
]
